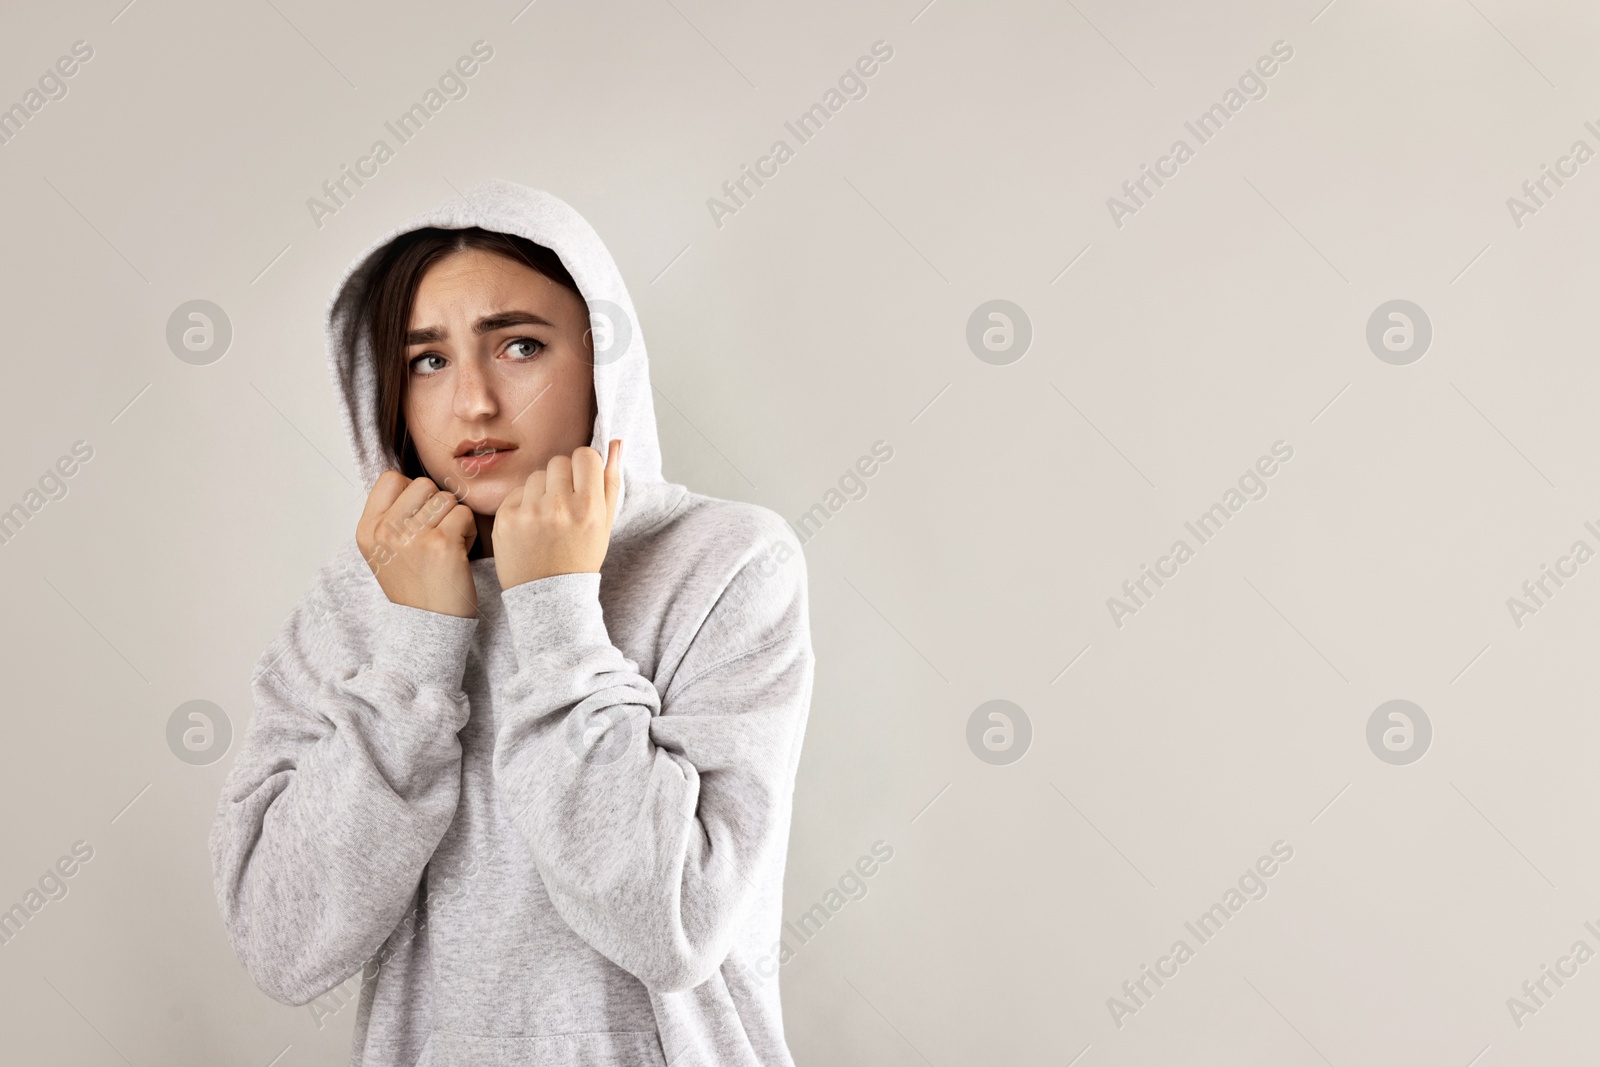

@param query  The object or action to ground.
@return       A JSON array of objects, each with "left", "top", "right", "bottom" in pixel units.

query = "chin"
[{"left": 461, "top": 486, "right": 509, "bottom": 516}]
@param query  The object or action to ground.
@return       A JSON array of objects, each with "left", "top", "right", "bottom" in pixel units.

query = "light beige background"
[{"left": 1, "top": 0, "right": 1596, "bottom": 1063}]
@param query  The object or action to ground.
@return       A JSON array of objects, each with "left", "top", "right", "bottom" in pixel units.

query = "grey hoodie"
[{"left": 209, "top": 180, "right": 813, "bottom": 1066}]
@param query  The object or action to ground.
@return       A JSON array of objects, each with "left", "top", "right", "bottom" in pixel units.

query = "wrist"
[
  {"left": 372, "top": 596, "right": 480, "bottom": 689},
  {"left": 499, "top": 571, "right": 609, "bottom": 659},
  {"left": 495, "top": 555, "right": 601, "bottom": 591}
]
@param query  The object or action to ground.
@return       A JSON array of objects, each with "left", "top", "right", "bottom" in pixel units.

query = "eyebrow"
[{"left": 406, "top": 310, "right": 555, "bottom": 346}]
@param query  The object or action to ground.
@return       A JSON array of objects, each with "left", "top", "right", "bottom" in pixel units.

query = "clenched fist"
[
  {"left": 357, "top": 470, "right": 479, "bottom": 618},
  {"left": 492, "top": 439, "right": 622, "bottom": 590}
]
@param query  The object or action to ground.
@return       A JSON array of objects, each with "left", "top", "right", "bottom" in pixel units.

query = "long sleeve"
[
  {"left": 492, "top": 549, "right": 813, "bottom": 995},
  {"left": 209, "top": 579, "right": 480, "bottom": 1006}
]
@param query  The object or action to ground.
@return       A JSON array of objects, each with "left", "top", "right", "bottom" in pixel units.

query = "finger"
[
  {"left": 387, "top": 476, "right": 441, "bottom": 523},
  {"left": 545, "top": 454, "right": 572, "bottom": 497},
  {"left": 604, "top": 439, "right": 623, "bottom": 524},
  {"left": 378, "top": 477, "right": 442, "bottom": 541},
  {"left": 433, "top": 472, "right": 470, "bottom": 503},
  {"left": 361, "top": 470, "right": 409, "bottom": 527},
  {"left": 415, "top": 489, "right": 458, "bottom": 528},
  {"left": 388, "top": 476, "right": 438, "bottom": 515},
  {"left": 441, "top": 502, "right": 477, "bottom": 549},
  {"left": 571, "top": 445, "right": 603, "bottom": 501},
  {"left": 522, "top": 469, "right": 548, "bottom": 508}
]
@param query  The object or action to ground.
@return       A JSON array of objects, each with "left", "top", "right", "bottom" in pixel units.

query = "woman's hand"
[
  {"left": 356, "top": 470, "right": 479, "bottom": 618},
  {"left": 493, "top": 440, "right": 622, "bottom": 590}
]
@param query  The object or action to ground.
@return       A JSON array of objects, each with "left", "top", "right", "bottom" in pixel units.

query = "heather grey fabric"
[{"left": 208, "top": 180, "right": 813, "bottom": 1066}]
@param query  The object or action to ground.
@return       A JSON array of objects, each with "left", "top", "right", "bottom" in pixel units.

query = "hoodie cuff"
[
  {"left": 500, "top": 571, "right": 610, "bottom": 661},
  {"left": 371, "top": 597, "right": 480, "bottom": 691}
]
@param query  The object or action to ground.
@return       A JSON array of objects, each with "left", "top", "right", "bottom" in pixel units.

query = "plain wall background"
[{"left": 1, "top": 0, "right": 1598, "bottom": 1063}]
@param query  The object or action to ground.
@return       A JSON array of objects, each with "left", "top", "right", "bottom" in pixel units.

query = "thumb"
[{"left": 604, "top": 438, "right": 623, "bottom": 525}]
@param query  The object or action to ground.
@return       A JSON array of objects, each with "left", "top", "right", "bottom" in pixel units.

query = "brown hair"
[{"left": 355, "top": 226, "right": 588, "bottom": 480}]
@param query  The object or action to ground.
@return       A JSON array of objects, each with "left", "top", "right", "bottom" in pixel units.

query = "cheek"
[
  {"left": 560, "top": 355, "right": 595, "bottom": 415},
  {"left": 403, "top": 390, "right": 451, "bottom": 461},
  {"left": 526, "top": 351, "right": 593, "bottom": 428}
]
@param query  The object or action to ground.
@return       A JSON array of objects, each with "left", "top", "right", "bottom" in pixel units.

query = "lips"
[
  {"left": 454, "top": 437, "right": 518, "bottom": 458},
  {"left": 454, "top": 437, "right": 517, "bottom": 475}
]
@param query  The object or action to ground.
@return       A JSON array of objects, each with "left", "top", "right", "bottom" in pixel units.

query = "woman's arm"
[
  {"left": 491, "top": 528, "right": 813, "bottom": 995},
  {"left": 208, "top": 588, "right": 479, "bottom": 1006}
]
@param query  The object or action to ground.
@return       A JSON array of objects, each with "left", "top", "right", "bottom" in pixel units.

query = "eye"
[
  {"left": 409, "top": 353, "right": 447, "bottom": 376},
  {"left": 506, "top": 337, "right": 544, "bottom": 360}
]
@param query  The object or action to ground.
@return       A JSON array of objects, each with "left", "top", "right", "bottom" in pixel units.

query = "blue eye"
[
  {"left": 409, "top": 353, "right": 447, "bottom": 375},
  {"left": 508, "top": 337, "right": 544, "bottom": 359}
]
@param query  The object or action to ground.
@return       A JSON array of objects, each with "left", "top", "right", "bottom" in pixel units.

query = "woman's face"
[{"left": 402, "top": 246, "right": 596, "bottom": 516}]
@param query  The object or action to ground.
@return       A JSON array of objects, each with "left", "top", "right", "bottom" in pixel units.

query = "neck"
[{"left": 469, "top": 512, "right": 495, "bottom": 559}]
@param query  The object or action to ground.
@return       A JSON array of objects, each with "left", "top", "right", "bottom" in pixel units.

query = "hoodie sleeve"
[
  {"left": 209, "top": 569, "right": 480, "bottom": 1006},
  {"left": 492, "top": 526, "right": 813, "bottom": 994}
]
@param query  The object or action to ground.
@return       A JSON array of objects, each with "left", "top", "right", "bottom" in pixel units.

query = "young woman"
[{"left": 209, "top": 180, "right": 814, "bottom": 1066}]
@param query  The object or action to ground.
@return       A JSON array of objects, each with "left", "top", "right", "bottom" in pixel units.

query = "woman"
[{"left": 209, "top": 179, "right": 814, "bottom": 1066}]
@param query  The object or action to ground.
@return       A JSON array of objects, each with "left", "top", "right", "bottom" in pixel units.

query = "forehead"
[{"left": 410, "top": 247, "right": 575, "bottom": 320}]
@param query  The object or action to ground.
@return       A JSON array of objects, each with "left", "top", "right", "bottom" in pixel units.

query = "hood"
[{"left": 324, "top": 179, "right": 675, "bottom": 541}]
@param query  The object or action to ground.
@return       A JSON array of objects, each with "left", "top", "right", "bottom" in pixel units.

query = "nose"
[{"left": 453, "top": 351, "right": 499, "bottom": 421}]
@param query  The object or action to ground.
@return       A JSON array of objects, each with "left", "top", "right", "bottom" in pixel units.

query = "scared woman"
[{"left": 208, "top": 179, "right": 814, "bottom": 1067}]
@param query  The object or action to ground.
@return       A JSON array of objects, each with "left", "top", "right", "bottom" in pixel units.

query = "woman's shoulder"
[
  {"left": 624, "top": 487, "right": 810, "bottom": 635},
  {"left": 640, "top": 487, "right": 803, "bottom": 575}
]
